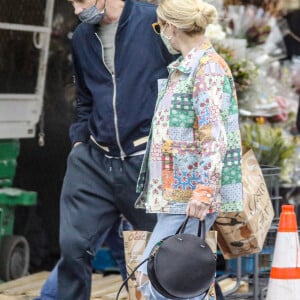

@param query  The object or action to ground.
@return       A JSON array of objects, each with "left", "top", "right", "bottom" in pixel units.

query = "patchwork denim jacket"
[{"left": 135, "top": 38, "right": 243, "bottom": 214}]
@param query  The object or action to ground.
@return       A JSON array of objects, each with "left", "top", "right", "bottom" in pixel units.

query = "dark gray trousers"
[{"left": 58, "top": 142, "right": 156, "bottom": 300}]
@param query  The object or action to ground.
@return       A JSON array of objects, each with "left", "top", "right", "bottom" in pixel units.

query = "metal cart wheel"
[
  {"left": 0, "top": 235, "right": 30, "bottom": 281},
  {"left": 260, "top": 287, "right": 268, "bottom": 300}
]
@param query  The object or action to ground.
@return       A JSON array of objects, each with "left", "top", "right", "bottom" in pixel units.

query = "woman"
[{"left": 135, "top": 0, "right": 243, "bottom": 299}]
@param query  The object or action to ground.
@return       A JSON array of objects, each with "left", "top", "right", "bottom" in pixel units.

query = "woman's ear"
[
  {"left": 168, "top": 23, "right": 178, "bottom": 36},
  {"left": 171, "top": 24, "right": 180, "bottom": 37}
]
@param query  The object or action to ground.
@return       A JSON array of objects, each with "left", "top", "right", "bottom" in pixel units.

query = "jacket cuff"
[{"left": 69, "top": 123, "right": 90, "bottom": 145}]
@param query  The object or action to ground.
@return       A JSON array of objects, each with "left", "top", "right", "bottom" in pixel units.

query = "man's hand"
[{"left": 186, "top": 199, "right": 210, "bottom": 220}]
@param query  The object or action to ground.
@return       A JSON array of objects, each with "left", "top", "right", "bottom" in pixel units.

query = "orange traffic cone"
[{"left": 266, "top": 205, "right": 300, "bottom": 299}]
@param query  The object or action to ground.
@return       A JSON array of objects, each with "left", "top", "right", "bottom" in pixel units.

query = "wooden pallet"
[
  {"left": 0, "top": 272, "right": 250, "bottom": 300},
  {"left": 0, "top": 272, "right": 128, "bottom": 300}
]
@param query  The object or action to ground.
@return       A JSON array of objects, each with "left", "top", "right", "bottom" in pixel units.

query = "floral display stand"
[{"left": 206, "top": 1, "right": 300, "bottom": 299}]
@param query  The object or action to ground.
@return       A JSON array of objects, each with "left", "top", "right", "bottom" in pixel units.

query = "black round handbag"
[{"left": 147, "top": 217, "right": 216, "bottom": 299}]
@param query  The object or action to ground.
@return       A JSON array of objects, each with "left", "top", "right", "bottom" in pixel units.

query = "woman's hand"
[{"left": 186, "top": 199, "right": 210, "bottom": 220}]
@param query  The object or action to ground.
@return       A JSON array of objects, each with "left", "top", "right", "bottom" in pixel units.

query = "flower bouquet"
[
  {"left": 213, "top": 43, "right": 258, "bottom": 97},
  {"left": 241, "top": 122, "right": 296, "bottom": 183}
]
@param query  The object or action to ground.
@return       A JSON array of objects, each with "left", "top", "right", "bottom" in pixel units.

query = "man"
[{"left": 58, "top": 0, "right": 174, "bottom": 299}]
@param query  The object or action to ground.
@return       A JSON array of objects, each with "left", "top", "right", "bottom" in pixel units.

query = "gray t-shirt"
[{"left": 98, "top": 22, "right": 118, "bottom": 74}]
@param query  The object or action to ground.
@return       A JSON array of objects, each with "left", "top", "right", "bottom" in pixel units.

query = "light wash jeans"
[{"left": 138, "top": 213, "right": 217, "bottom": 300}]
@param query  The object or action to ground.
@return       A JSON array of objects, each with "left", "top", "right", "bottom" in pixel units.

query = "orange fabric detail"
[
  {"left": 209, "top": 53, "right": 228, "bottom": 72},
  {"left": 191, "top": 184, "right": 214, "bottom": 204},
  {"left": 162, "top": 169, "right": 174, "bottom": 189},
  {"left": 270, "top": 267, "right": 300, "bottom": 279}
]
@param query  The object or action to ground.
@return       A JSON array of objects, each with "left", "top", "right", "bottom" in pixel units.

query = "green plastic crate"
[
  {"left": 0, "top": 188, "right": 37, "bottom": 206},
  {"left": 0, "top": 178, "right": 13, "bottom": 188},
  {"left": 0, "top": 140, "right": 20, "bottom": 160},
  {"left": 0, "top": 159, "right": 17, "bottom": 179}
]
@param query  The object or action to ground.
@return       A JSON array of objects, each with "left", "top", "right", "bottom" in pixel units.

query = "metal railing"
[{"left": 0, "top": 0, "right": 55, "bottom": 139}]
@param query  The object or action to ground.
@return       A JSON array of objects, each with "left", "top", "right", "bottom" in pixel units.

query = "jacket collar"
[
  {"left": 119, "top": 0, "right": 133, "bottom": 27},
  {"left": 168, "top": 37, "right": 213, "bottom": 74}
]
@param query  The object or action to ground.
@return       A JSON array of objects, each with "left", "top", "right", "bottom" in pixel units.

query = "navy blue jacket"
[{"left": 69, "top": 0, "right": 175, "bottom": 157}]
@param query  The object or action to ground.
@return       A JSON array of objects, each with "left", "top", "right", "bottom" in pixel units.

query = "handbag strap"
[
  {"left": 116, "top": 257, "right": 150, "bottom": 300},
  {"left": 175, "top": 216, "right": 206, "bottom": 241}
]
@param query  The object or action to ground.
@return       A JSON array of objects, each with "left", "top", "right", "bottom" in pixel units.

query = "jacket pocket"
[{"left": 161, "top": 140, "right": 201, "bottom": 202}]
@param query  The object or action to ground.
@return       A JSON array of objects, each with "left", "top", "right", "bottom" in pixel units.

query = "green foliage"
[
  {"left": 241, "top": 123, "right": 296, "bottom": 168},
  {"left": 230, "top": 59, "right": 258, "bottom": 94}
]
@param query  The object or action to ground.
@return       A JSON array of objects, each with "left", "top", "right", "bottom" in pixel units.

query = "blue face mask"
[{"left": 78, "top": 3, "right": 106, "bottom": 24}]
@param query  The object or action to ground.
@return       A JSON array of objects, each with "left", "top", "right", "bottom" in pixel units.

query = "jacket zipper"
[{"left": 95, "top": 32, "right": 126, "bottom": 159}]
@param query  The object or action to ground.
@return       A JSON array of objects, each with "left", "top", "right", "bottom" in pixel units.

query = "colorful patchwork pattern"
[
  {"left": 168, "top": 127, "right": 194, "bottom": 141},
  {"left": 135, "top": 38, "right": 243, "bottom": 214}
]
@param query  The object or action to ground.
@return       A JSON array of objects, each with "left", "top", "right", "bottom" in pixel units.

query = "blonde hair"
[{"left": 157, "top": 0, "right": 218, "bottom": 34}]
